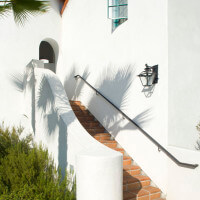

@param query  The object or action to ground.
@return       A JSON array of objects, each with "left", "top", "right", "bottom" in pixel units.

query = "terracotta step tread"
[
  {"left": 126, "top": 188, "right": 149, "bottom": 198},
  {"left": 82, "top": 122, "right": 101, "bottom": 128},
  {"left": 77, "top": 116, "right": 94, "bottom": 121},
  {"left": 123, "top": 169, "right": 141, "bottom": 176},
  {"left": 100, "top": 140, "right": 117, "bottom": 143},
  {"left": 123, "top": 175, "right": 150, "bottom": 184},
  {"left": 123, "top": 191, "right": 136, "bottom": 200},
  {"left": 154, "top": 199, "right": 165, "bottom": 200},
  {"left": 86, "top": 127, "right": 105, "bottom": 130},
  {"left": 128, "top": 186, "right": 160, "bottom": 195},
  {"left": 71, "top": 103, "right": 84, "bottom": 107},
  {"left": 73, "top": 112, "right": 91, "bottom": 117},
  {"left": 123, "top": 165, "right": 141, "bottom": 176},
  {"left": 124, "top": 187, "right": 161, "bottom": 200},
  {"left": 104, "top": 143, "right": 117, "bottom": 148},
  {"left": 113, "top": 148, "right": 125, "bottom": 155},
  {"left": 74, "top": 110, "right": 90, "bottom": 114},
  {"left": 123, "top": 156, "right": 132, "bottom": 160},
  {"left": 123, "top": 165, "right": 140, "bottom": 171},
  {"left": 69, "top": 101, "right": 81, "bottom": 105},
  {"left": 94, "top": 135, "right": 111, "bottom": 141},
  {"left": 90, "top": 133, "right": 110, "bottom": 137},
  {"left": 86, "top": 128, "right": 105, "bottom": 133},
  {"left": 113, "top": 147, "right": 124, "bottom": 151},
  {"left": 82, "top": 121, "right": 100, "bottom": 125},
  {"left": 71, "top": 104, "right": 86, "bottom": 109},
  {"left": 142, "top": 186, "right": 160, "bottom": 194}
]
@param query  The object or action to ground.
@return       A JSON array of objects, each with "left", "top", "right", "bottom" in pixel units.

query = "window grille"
[{"left": 108, "top": 0, "right": 128, "bottom": 20}]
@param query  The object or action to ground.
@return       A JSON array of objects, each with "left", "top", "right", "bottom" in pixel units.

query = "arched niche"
[{"left": 39, "top": 38, "right": 59, "bottom": 73}]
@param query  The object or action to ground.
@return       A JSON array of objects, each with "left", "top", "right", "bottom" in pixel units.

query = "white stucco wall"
[
  {"left": 59, "top": 0, "right": 200, "bottom": 198},
  {"left": 1, "top": 0, "right": 199, "bottom": 198},
  {"left": 165, "top": 146, "right": 200, "bottom": 200},
  {"left": 24, "top": 62, "right": 123, "bottom": 200},
  {"left": 166, "top": 1, "right": 200, "bottom": 199},
  {"left": 59, "top": 0, "right": 168, "bottom": 193},
  {"left": 168, "top": 0, "right": 200, "bottom": 151},
  {"left": 0, "top": 0, "right": 61, "bottom": 126}
]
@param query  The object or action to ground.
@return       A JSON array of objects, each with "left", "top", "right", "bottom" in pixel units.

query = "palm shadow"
[
  {"left": 9, "top": 69, "right": 36, "bottom": 134},
  {"left": 86, "top": 65, "right": 152, "bottom": 138},
  {"left": 9, "top": 72, "right": 25, "bottom": 92},
  {"left": 36, "top": 72, "right": 75, "bottom": 177},
  {"left": 10, "top": 62, "right": 76, "bottom": 177},
  {"left": 64, "top": 64, "right": 90, "bottom": 100}
]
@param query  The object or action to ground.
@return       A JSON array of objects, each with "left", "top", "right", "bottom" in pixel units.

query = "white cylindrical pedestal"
[{"left": 76, "top": 148, "right": 123, "bottom": 200}]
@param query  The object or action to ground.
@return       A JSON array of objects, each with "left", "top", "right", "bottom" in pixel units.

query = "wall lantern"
[{"left": 138, "top": 64, "right": 158, "bottom": 87}]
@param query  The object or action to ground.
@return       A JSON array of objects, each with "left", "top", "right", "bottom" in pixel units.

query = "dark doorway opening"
[
  {"left": 39, "top": 41, "right": 55, "bottom": 63},
  {"left": 39, "top": 41, "right": 56, "bottom": 73}
]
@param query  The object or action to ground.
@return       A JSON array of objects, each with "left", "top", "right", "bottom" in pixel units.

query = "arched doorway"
[{"left": 39, "top": 41, "right": 56, "bottom": 73}]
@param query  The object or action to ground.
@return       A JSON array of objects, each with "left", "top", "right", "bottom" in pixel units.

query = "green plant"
[
  {"left": 0, "top": 123, "right": 76, "bottom": 200},
  {"left": 0, "top": 0, "right": 49, "bottom": 25}
]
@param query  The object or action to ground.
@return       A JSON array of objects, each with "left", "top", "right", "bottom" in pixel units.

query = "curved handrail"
[{"left": 74, "top": 75, "right": 198, "bottom": 169}]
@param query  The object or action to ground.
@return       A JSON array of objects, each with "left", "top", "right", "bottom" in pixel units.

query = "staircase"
[{"left": 70, "top": 100, "right": 166, "bottom": 200}]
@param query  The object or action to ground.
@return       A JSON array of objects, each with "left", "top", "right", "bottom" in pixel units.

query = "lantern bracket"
[{"left": 151, "top": 64, "right": 158, "bottom": 84}]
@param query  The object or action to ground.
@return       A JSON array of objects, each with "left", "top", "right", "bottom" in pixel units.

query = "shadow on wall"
[
  {"left": 64, "top": 64, "right": 90, "bottom": 100},
  {"left": 88, "top": 65, "right": 152, "bottom": 138},
  {"left": 10, "top": 69, "right": 36, "bottom": 133},
  {"left": 36, "top": 72, "right": 75, "bottom": 176},
  {"left": 142, "top": 85, "right": 155, "bottom": 98},
  {"left": 9, "top": 73, "right": 25, "bottom": 92},
  {"left": 10, "top": 66, "right": 75, "bottom": 177},
  {"left": 51, "top": 0, "right": 62, "bottom": 15},
  {"left": 67, "top": 64, "right": 152, "bottom": 139}
]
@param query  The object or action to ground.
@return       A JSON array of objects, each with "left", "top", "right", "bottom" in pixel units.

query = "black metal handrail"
[{"left": 74, "top": 75, "right": 198, "bottom": 169}]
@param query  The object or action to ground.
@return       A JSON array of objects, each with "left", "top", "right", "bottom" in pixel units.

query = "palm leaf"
[
  {"left": 0, "top": 0, "right": 49, "bottom": 25},
  {"left": 0, "top": 3, "right": 12, "bottom": 17},
  {"left": 12, "top": 0, "right": 49, "bottom": 25}
]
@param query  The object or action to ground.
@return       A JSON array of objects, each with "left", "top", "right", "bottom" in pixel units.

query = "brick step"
[
  {"left": 90, "top": 132, "right": 110, "bottom": 137},
  {"left": 94, "top": 135, "right": 111, "bottom": 141},
  {"left": 123, "top": 175, "right": 151, "bottom": 191},
  {"left": 86, "top": 128, "right": 105, "bottom": 134},
  {"left": 113, "top": 147, "right": 125, "bottom": 155},
  {"left": 123, "top": 165, "right": 141, "bottom": 176},
  {"left": 74, "top": 110, "right": 91, "bottom": 116},
  {"left": 71, "top": 105, "right": 86, "bottom": 111},
  {"left": 69, "top": 100, "right": 81, "bottom": 106},
  {"left": 123, "top": 165, "right": 140, "bottom": 171},
  {"left": 154, "top": 199, "right": 166, "bottom": 200},
  {"left": 69, "top": 100, "right": 164, "bottom": 200},
  {"left": 124, "top": 186, "right": 161, "bottom": 200},
  {"left": 78, "top": 116, "right": 95, "bottom": 122},
  {"left": 100, "top": 140, "right": 117, "bottom": 148},
  {"left": 82, "top": 121, "right": 101, "bottom": 128},
  {"left": 123, "top": 156, "right": 132, "bottom": 166}
]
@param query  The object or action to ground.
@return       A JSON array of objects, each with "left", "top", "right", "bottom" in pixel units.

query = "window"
[{"left": 108, "top": 0, "right": 128, "bottom": 31}]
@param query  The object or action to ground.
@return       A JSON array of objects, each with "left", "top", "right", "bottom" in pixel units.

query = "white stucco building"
[{"left": 0, "top": 0, "right": 200, "bottom": 199}]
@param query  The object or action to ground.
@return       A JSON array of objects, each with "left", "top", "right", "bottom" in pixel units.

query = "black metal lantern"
[{"left": 138, "top": 64, "right": 158, "bottom": 87}]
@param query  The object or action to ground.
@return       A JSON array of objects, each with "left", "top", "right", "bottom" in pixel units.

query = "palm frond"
[
  {"left": 12, "top": 0, "right": 49, "bottom": 25},
  {"left": 0, "top": 3, "right": 12, "bottom": 17},
  {"left": 0, "top": 0, "right": 50, "bottom": 25}
]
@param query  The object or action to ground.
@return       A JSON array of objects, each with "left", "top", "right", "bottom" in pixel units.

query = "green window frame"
[{"left": 108, "top": 0, "right": 128, "bottom": 20}]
